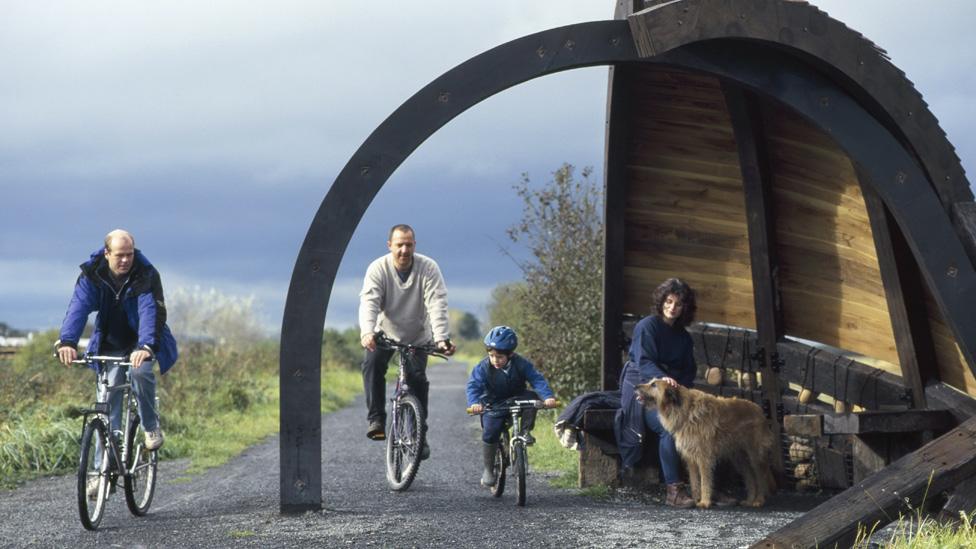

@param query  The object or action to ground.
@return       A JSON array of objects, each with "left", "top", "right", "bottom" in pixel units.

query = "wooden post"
[
  {"left": 722, "top": 83, "right": 786, "bottom": 474},
  {"left": 602, "top": 64, "right": 633, "bottom": 391},
  {"left": 860, "top": 176, "right": 938, "bottom": 408}
]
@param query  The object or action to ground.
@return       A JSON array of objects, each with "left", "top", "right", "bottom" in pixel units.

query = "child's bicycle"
[
  {"left": 373, "top": 332, "right": 447, "bottom": 491},
  {"left": 466, "top": 398, "right": 559, "bottom": 506},
  {"left": 70, "top": 355, "right": 160, "bottom": 530}
]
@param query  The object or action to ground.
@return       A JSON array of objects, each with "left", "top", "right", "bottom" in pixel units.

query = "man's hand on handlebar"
[
  {"left": 130, "top": 349, "right": 151, "bottom": 368},
  {"left": 436, "top": 339, "right": 456, "bottom": 356},
  {"left": 469, "top": 403, "right": 484, "bottom": 414},
  {"left": 543, "top": 398, "right": 558, "bottom": 409},
  {"left": 57, "top": 346, "right": 77, "bottom": 366},
  {"left": 361, "top": 333, "right": 377, "bottom": 352}
]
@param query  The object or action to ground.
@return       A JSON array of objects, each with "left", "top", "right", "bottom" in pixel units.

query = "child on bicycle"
[{"left": 466, "top": 326, "right": 557, "bottom": 487}]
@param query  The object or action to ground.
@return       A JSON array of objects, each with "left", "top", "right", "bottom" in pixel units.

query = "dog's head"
[{"left": 635, "top": 378, "right": 681, "bottom": 410}]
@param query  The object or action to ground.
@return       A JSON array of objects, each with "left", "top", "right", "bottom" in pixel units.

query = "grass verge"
[{"left": 0, "top": 332, "right": 362, "bottom": 488}]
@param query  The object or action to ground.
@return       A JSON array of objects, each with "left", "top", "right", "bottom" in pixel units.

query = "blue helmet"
[{"left": 484, "top": 325, "right": 518, "bottom": 352}]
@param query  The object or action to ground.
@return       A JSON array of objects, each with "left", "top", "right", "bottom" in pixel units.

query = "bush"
[{"left": 494, "top": 164, "right": 605, "bottom": 399}]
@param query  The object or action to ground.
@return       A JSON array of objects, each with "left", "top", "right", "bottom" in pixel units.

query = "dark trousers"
[
  {"left": 481, "top": 390, "right": 539, "bottom": 443},
  {"left": 362, "top": 346, "right": 429, "bottom": 424}
]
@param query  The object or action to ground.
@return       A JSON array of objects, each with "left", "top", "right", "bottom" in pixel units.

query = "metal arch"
[
  {"left": 279, "top": 20, "right": 640, "bottom": 513},
  {"left": 280, "top": 20, "right": 976, "bottom": 511}
]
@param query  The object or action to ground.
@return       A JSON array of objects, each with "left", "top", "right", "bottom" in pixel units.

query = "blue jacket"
[
  {"left": 58, "top": 247, "right": 179, "bottom": 374},
  {"left": 614, "top": 315, "right": 697, "bottom": 467},
  {"left": 466, "top": 354, "right": 555, "bottom": 408}
]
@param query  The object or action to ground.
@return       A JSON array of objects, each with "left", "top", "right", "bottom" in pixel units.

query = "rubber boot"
[
  {"left": 665, "top": 483, "right": 695, "bottom": 508},
  {"left": 480, "top": 442, "right": 499, "bottom": 487}
]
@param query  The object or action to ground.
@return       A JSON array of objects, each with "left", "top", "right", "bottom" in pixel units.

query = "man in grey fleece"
[{"left": 359, "top": 224, "right": 456, "bottom": 455}]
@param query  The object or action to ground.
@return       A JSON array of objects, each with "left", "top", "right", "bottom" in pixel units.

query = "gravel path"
[{"left": 0, "top": 361, "right": 826, "bottom": 548}]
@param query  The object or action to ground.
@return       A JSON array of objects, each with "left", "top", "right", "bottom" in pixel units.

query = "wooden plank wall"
[
  {"left": 621, "top": 65, "right": 975, "bottom": 397},
  {"left": 622, "top": 67, "right": 755, "bottom": 327},
  {"left": 924, "top": 287, "right": 976, "bottom": 394},
  {"left": 760, "top": 103, "right": 901, "bottom": 374}
]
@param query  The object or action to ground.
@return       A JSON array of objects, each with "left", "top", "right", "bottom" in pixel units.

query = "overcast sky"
[{"left": 2, "top": 0, "right": 974, "bottom": 334}]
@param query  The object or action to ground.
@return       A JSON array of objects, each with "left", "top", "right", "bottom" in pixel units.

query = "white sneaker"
[
  {"left": 87, "top": 477, "right": 101, "bottom": 499},
  {"left": 145, "top": 429, "right": 164, "bottom": 451}
]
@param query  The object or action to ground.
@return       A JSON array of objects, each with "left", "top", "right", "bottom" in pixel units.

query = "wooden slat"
[{"left": 752, "top": 417, "right": 976, "bottom": 549}]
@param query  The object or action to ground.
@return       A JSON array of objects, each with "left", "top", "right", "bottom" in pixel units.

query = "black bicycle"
[
  {"left": 467, "top": 398, "right": 557, "bottom": 506},
  {"left": 373, "top": 332, "right": 447, "bottom": 491},
  {"left": 71, "top": 355, "right": 159, "bottom": 530}
]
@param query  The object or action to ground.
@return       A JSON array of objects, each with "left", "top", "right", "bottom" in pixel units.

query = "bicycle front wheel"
[
  {"left": 124, "top": 415, "right": 158, "bottom": 516},
  {"left": 490, "top": 433, "right": 507, "bottom": 498},
  {"left": 513, "top": 442, "right": 527, "bottom": 507},
  {"left": 386, "top": 394, "right": 424, "bottom": 491},
  {"left": 78, "top": 418, "right": 110, "bottom": 530}
]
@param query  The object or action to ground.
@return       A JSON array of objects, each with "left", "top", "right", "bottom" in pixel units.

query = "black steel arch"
[{"left": 280, "top": 19, "right": 976, "bottom": 511}]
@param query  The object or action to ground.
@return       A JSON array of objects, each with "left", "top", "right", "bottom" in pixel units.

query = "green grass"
[
  {"left": 0, "top": 331, "right": 362, "bottom": 488},
  {"left": 528, "top": 411, "right": 579, "bottom": 488}
]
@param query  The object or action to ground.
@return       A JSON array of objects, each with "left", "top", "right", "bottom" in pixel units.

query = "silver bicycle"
[{"left": 72, "top": 355, "right": 159, "bottom": 530}]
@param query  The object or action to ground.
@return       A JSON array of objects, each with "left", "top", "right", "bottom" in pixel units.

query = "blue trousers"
[
  {"left": 643, "top": 407, "right": 682, "bottom": 485},
  {"left": 481, "top": 391, "right": 538, "bottom": 444},
  {"left": 100, "top": 361, "right": 160, "bottom": 432}
]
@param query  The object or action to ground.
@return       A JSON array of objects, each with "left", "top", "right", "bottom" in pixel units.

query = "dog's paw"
[
  {"left": 743, "top": 498, "right": 765, "bottom": 508},
  {"left": 696, "top": 500, "right": 712, "bottom": 509}
]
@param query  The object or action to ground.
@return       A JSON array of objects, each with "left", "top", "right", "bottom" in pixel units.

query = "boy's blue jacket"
[
  {"left": 58, "top": 247, "right": 179, "bottom": 374},
  {"left": 466, "top": 354, "right": 555, "bottom": 407}
]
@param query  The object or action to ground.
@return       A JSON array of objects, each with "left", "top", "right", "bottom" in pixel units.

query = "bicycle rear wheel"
[
  {"left": 513, "top": 442, "right": 527, "bottom": 507},
  {"left": 490, "top": 433, "right": 507, "bottom": 497},
  {"left": 124, "top": 415, "right": 158, "bottom": 516},
  {"left": 78, "top": 418, "right": 109, "bottom": 530},
  {"left": 386, "top": 394, "right": 424, "bottom": 491}
]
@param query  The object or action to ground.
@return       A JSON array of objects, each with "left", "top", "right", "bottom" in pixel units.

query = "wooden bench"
[{"left": 579, "top": 409, "right": 661, "bottom": 488}]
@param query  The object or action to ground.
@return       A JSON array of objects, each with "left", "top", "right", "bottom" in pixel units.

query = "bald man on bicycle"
[
  {"left": 359, "top": 224, "right": 456, "bottom": 456},
  {"left": 56, "top": 229, "right": 178, "bottom": 452}
]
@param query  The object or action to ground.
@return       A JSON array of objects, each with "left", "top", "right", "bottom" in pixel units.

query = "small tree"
[
  {"left": 448, "top": 309, "right": 481, "bottom": 341},
  {"left": 499, "top": 163, "right": 604, "bottom": 398}
]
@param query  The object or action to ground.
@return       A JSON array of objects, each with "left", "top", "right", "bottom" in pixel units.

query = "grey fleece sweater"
[{"left": 358, "top": 252, "right": 451, "bottom": 345}]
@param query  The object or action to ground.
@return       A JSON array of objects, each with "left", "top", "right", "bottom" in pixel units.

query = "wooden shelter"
[{"left": 280, "top": 1, "right": 976, "bottom": 546}]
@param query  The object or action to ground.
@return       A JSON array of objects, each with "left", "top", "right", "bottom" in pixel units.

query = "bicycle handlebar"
[
  {"left": 466, "top": 399, "right": 561, "bottom": 415},
  {"left": 373, "top": 331, "right": 449, "bottom": 360},
  {"left": 57, "top": 354, "right": 155, "bottom": 367}
]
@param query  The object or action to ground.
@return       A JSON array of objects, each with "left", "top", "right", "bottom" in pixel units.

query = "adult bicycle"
[
  {"left": 70, "top": 355, "right": 159, "bottom": 530},
  {"left": 373, "top": 332, "right": 447, "bottom": 491},
  {"left": 467, "top": 398, "right": 558, "bottom": 506}
]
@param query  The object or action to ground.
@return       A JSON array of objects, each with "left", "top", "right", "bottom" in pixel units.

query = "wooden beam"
[
  {"left": 926, "top": 382, "right": 976, "bottom": 423},
  {"left": 602, "top": 64, "right": 633, "bottom": 391},
  {"left": 722, "top": 83, "right": 786, "bottom": 474},
  {"left": 823, "top": 410, "right": 954, "bottom": 434},
  {"left": 752, "top": 416, "right": 976, "bottom": 549},
  {"left": 860, "top": 177, "right": 938, "bottom": 408}
]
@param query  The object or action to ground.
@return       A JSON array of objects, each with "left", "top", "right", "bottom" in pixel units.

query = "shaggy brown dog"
[{"left": 636, "top": 379, "right": 776, "bottom": 508}]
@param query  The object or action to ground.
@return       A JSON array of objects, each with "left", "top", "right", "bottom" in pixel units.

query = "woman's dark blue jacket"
[
  {"left": 614, "top": 315, "right": 696, "bottom": 468},
  {"left": 58, "top": 247, "right": 179, "bottom": 374}
]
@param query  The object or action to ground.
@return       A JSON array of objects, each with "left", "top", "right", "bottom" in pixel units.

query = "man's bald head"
[
  {"left": 104, "top": 229, "right": 135, "bottom": 252},
  {"left": 103, "top": 229, "right": 136, "bottom": 276}
]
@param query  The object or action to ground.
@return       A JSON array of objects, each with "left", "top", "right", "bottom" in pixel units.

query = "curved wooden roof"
[{"left": 604, "top": 0, "right": 976, "bottom": 398}]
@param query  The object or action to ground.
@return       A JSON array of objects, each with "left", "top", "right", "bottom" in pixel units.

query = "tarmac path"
[{"left": 0, "top": 360, "right": 825, "bottom": 548}]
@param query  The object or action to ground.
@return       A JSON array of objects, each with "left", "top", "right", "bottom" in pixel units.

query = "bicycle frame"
[
  {"left": 68, "top": 354, "right": 161, "bottom": 529},
  {"left": 78, "top": 358, "right": 141, "bottom": 480},
  {"left": 374, "top": 332, "right": 446, "bottom": 491}
]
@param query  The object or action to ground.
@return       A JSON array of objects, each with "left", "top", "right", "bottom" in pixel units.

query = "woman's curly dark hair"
[{"left": 651, "top": 278, "right": 697, "bottom": 329}]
